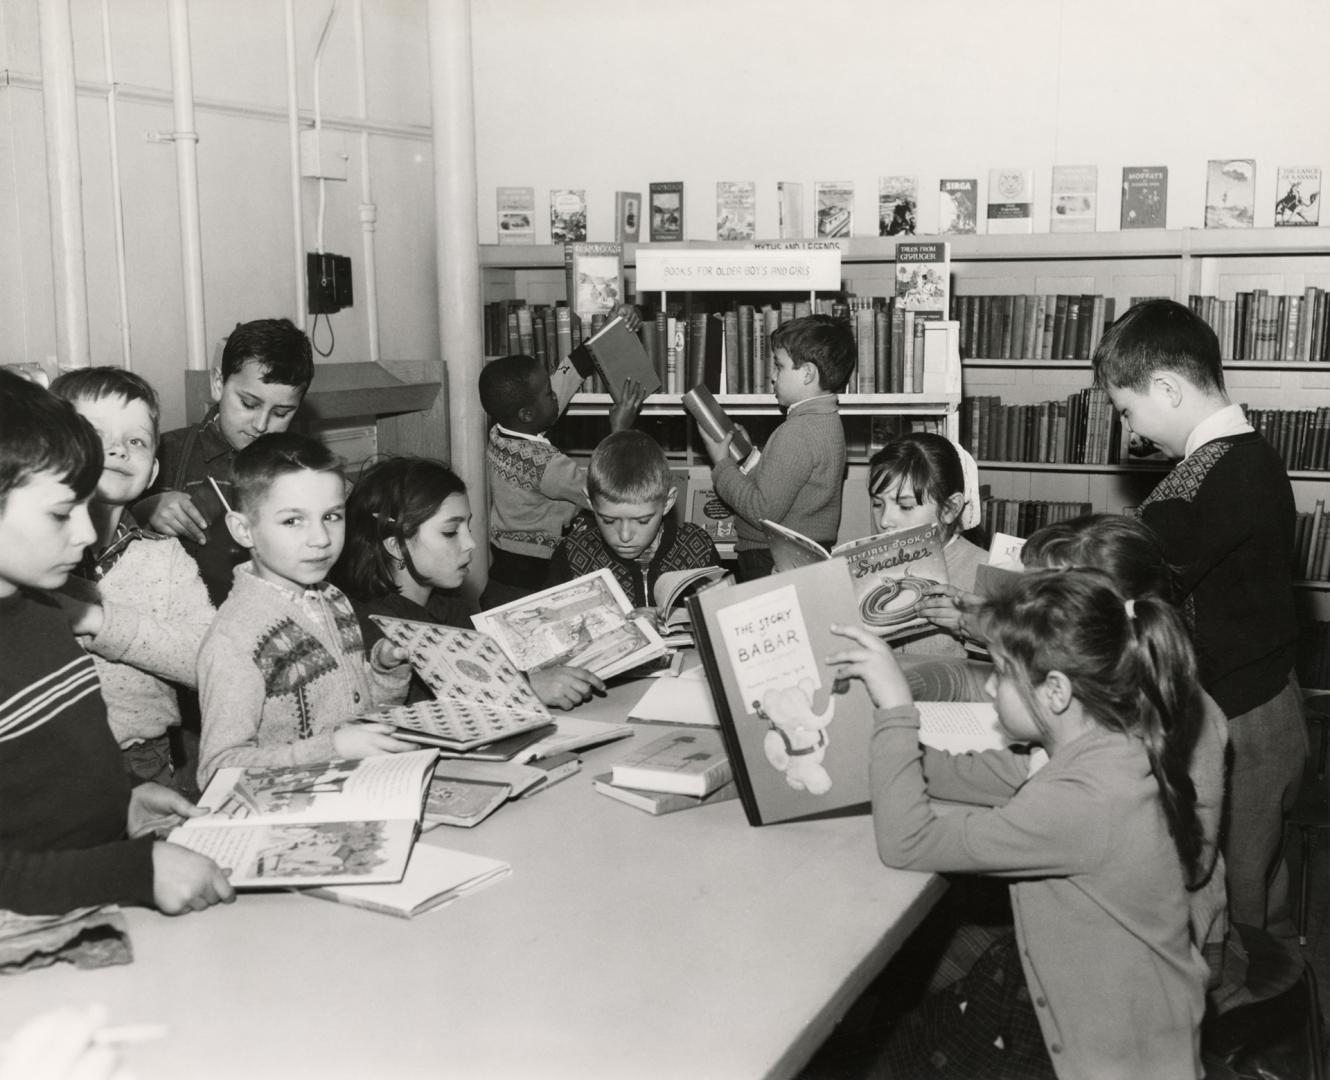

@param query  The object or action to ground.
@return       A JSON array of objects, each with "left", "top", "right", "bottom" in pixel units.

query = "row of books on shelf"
[
  {"left": 1297, "top": 622, "right": 1330, "bottom": 691},
  {"left": 1244, "top": 408, "right": 1330, "bottom": 473},
  {"left": 977, "top": 498, "right": 1094, "bottom": 542},
  {"left": 1189, "top": 290, "right": 1330, "bottom": 364},
  {"left": 962, "top": 389, "right": 1135, "bottom": 466},
  {"left": 953, "top": 293, "right": 1117, "bottom": 361},
  {"left": 1296, "top": 500, "right": 1330, "bottom": 583}
]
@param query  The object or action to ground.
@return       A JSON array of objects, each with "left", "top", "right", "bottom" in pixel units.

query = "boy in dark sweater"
[
  {"left": 0, "top": 370, "right": 232, "bottom": 916},
  {"left": 1093, "top": 299, "right": 1305, "bottom": 937}
]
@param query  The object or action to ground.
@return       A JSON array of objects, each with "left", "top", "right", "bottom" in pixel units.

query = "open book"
[
  {"left": 166, "top": 750, "right": 437, "bottom": 888},
  {"left": 472, "top": 568, "right": 667, "bottom": 679},
  {"left": 762, "top": 519, "right": 950, "bottom": 640},
  {"left": 653, "top": 565, "right": 730, "bottom": 635}
]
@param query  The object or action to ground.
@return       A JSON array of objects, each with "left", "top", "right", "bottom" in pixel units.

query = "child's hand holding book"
[
  {"left": 334, "top": 720, "right": 415, "bottom": 759},
  {"left": 527, "top": 665, "right": 605, "bottom": 710},
  {"left": 608, "top": 377, "right": 647, "bottom": 432}
]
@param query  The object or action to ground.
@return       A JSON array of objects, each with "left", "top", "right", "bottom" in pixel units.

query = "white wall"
[{"left": 471, "top": 0, "right": 1330, "bottom": 243}]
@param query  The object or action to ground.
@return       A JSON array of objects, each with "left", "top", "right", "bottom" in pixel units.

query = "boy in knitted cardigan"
[
  {"left": 50, "top": 369, "right": 214, "bottom": 789},
  {"left": 197, "top": 433, "right": 412, "bottom": 787}
]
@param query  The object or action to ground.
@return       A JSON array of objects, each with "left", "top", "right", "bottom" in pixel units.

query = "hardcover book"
[
  {"left": 571, "top": 315, "right": 663, "bottom": 401},
  {"left": 716, "top": 181, "right": 757, "bottom": 241},
  {"left": 986, "top": 168, "right": 1034, "bottom": 234},
  {"left": 778, "top": 181, "right": 805, "bottom": 239},
  {"left": 496, "top": 186, "right": 535, "bottom": 245},
  {"left": 563, "top": 241, "right": 625, "bottom": 329},
  {"left": 681, "top": 384, "right": 756, "bottom": 466},
  {"left": 1120, "top": 166, "right": 1167, "bottom": 229},
  {"left": 688, "top": 485, "right": 739, "bottom": 546},
  {"left": 649, "top": 181, "right": 684, "bottom": 242},
  {"left": 878, "top": 175, "right": 917, "bottom": 236},
  {"left": 592, "top": 773, "right": 739, "bottom": 815},
  {"left": 167, "top": 750, "right": 439, "bottom": 888},
  {"left": 1205, "top": 159, "right": 1255, "bottom": 228},
  {"left": 471, "top": 568, "right": 668, "bottom": 679},
  {"left": 611, "top": 731, "right": 732, "bottom": 796},
  {"left": 1050, "top": 165, "right": 1097, "bottom": 232},
  {"left": 760, "top": 519, "right": 950, "bottom": 640},
  {"left": 814, "top": 181, "right": 854, "bottom": 238},
  {"left": 938, "top": 178, "right": 978, "bottom": 235},
  {"left": 306, "top": 843, "right": 509, "bottom": 919},
  {"left": 549, "top": 189, "right": 587, "bottom": 243},
  {"left": 422, "top": 772, "right": 511, "bottom": 828},
  {"left": 895, "top": 241, "right": 951, "bottom": 321},
  {"left": 615, "top": 190, "right": 642, "bottom": 243},
  {"left": 688, "top": 558, "right": 878, "bottom": 826},
  {"left": 1275, "top": 167, "right": 1321, "bottom": 226}
]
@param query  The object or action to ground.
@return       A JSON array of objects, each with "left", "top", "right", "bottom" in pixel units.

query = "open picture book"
[
  {"left": 472, "top": 568, "right": 667, "bottom": 679},
  {"left": 653, "top": 565, "right": 730, "bottom": 636},
  {"left": 167, "top": 750, "right": 438, "bottom": 888},
  {"left": 761, "top": 519, "right": 949, "bottom": 640}
]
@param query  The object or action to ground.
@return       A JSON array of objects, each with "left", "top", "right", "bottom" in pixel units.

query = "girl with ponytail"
[{"left": 830, "top": 568, "right": 1209, "bottom": 1080}]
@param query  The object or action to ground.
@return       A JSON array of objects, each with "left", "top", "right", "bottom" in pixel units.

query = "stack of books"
[{"left": 593, "top": 732, "right": 737, "bottom": 816}]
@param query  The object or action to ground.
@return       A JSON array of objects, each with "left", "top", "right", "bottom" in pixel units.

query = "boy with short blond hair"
[
  {"left": 50, "top": 367, "right": 214, "bottom": 789},
  {"left": 700, "top": 314, "right": 855, "bottom": 581},
  {"left": 549, "top": 430, "right": 721, "bottom": 606},
  {"left": 197, "top": 432, "right": 411, "bottom": 786}
]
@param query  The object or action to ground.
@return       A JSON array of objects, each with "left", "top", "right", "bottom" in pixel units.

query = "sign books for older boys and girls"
[
  {"left": 716, "top": 181, "right": 757, "bottom": 241},
  {"left": 938, "top": 178, "right": 978, "bottom": 235},
  {"left": 615, "top": 190, "right": 642, "bottom": 242},
  {"left": 1205, "top": 159, "right": 1256, "bottom": 228},
  {"left": 167, "top": 750, "right": 439, "bottom": 888},
  {"left": 778, "top": 181, "right": 804, "bottom": 238},
  {"left": 649, "top": 181, "right": 684, "bottom": 241},
  {"left": 1050, "top": 165, "right": 1097, "bottom": 232},
  {"left": 878, "top": 176, "right": 917, "bottom": 236},
  {"left": 814, "top": 181, "right": 854, "bottom": 238},
  {"left": 688, "top": 559, "right": 879, "bottom": 825},
  {"left": 1275, "top": 167, "right": 1321, "bottom": 226},
  {"left": 549, "top": 189, "right": 587, "bottom": 243},
  {"left": 307, "top": 844, "right": 510, "bottom": 919},
  {"left": 761, "top": 519, "right": 950, "bottom": 641},
  {"left": 569, "top": 315, "right": 662, "bottom": 402},
  {"left": 496, "top": 186, "right": 535, "bottom": 245},
  {"left": 1121, "top": 166, "right": 1167, "bottom": 229},
  {"left": 611, "top": 731, "right": 732, "bottom": 796},
  {"left": 986, "top": 169, "right": 1034, "bottom": 235},
  {"left": 472, "top": 568, "right": 668, "bottom": 680}
]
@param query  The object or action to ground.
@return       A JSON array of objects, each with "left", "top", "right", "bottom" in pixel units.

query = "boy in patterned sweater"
[
  {"left": 549, "top": 431, "right": 722, "bottom": 608},
  {"left": 197, "top": 433, "right": 412, "bottom": 787}
]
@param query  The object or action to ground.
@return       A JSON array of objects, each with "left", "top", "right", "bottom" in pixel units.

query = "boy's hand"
[
  {"left": 919, "top": 585, "right": 985, "bottom": 640},
  {"left": 139, "top": 491, "right": 209, "bottom": 545},
  {"left": 608, "top": 378, "right": 647, "bottom": 431},
  {"left": 826, "top": 623, "right": 913, "bottom": 711},
  {"left": 698, "top": 425, "right": 734, "bottom": 466},
  {"left": 528, "top": 665, "right": 605, "bottom": 710},
  {"left": 369, "top": 639, "right": 411, "bottom": 671},
  {"left": 128, "top": 782, "right": 208, "bottom": 838},
  {"left": 51, "top": 588, "right": 104, "bottom": 639},
  {"left": 333, "top": 721, "right": 414, "bottom": 759},
  {"left": 614, "top": 303, "right": 643, "bottom": 334},
  {"left": 151, "top": 841, "right": 235, "bottom": 914}
]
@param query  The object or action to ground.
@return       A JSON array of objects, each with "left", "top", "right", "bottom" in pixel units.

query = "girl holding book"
[{"left": 334, "top": 457, "right": 602, "bottom": 710}]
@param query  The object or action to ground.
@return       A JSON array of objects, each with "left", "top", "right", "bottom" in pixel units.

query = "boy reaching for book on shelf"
[
  {"left": 479, "top": 304, "right": 646, "bottom": 608},
  {"left": 698, "top": 314, "right": 855, "bottom": 582}
]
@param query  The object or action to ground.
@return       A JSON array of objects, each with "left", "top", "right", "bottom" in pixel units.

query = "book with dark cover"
[
  {"left": 682, "top": 384, "right": 755, "bottom": 464},
  {"left": 649, "top": 181, "right": 684, "bottom": 242},
  {"left": 689, "top": 485, "right": 739, "bottom": 546},
  {"left": 569, "top": 316, "right": 662, "bottom": 402},
  {"left": 1120, "top": 166, "right": 1167, "bottom": 229},
  {"left": 878, "top": 175, "right": 917, "bottom": 236}
]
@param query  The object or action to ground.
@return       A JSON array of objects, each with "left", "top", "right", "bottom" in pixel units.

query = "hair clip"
[{"left": 1124, "top": 598, "right": 1136, "bottom": 620}]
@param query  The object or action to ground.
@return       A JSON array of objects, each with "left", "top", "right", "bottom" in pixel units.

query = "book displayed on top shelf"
[
  {"left": 1275, "top": 167, "right": 1321, "bottom": 227},
  {"left": 986, "top": 169, "right": 1034, "bottom": 235},
  {"left": 611, "top": 731, "right": 732, "bottom": 796},
  {"left": 938, "top": 178, "right": 979, "bottom": 235},
  {"left": 496, "top": 186, "right": 535, "bottom": 245},
  {"left": 878, "top": 176, "right": 917, "bottom": 236},
  {"left": 716, "top": 181, "right": 757, "bottom": 241},
  {"left": 563, "top": 242, "right": 624, "bottom": 328},
  {"left": 895, "top": 241, "right": 950, "bottom": 320},
  {"left": 549, "top": 189, "right": 587, "bottom": 243},
  {"left": 649, "top": 181, "right": 684, "bottom": 242},
  {"left": 954, "top": 293, "right": 1115, "bottom": 361},
  {"left": 571, "top": 316, "right": 663, "bottom": 401},
  {"left": 167, "top": 750, "right": 438, "bottom": 889},
  {"left": 472, "top": 568, "right": 668, "bottom": 680},
  {"left": 1050, "top": 165, "right": 1097, "bottom": 233},
  {"left": 306, "top": 843, "right": 510, "bottom": 919},
  {"left": 762, "top": 519, "right": 950, "bottom": 640},
  {"left": 615, "top": 190, "right": 642, "bottom": 242},
  {"left": 778, "top": 181, "right": 804, "bottom": 239},
  {"left": 688, "top": 558, "right": 879, "bottom": 826},
  {"left": 814, "top": 181, "right": 854, "bottom": 238},
  {"left": 1120, "top": 166, "right": 1167, "bottom": 229},
  {"left": 1205, "top": 159, "right": 1256, "bottom": 228}
]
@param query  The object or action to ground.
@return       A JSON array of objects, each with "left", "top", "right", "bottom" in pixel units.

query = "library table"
[{"left": 0, "top": 672, "right": 944, "bottom": 1080}]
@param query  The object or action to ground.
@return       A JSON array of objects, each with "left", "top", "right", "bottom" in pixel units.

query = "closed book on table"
[
  {"left": 592, "top": 773, "right": 739, "bottom": 815},
  {"left": 611, "top": 732, "right": 732, "bottom": 796}
]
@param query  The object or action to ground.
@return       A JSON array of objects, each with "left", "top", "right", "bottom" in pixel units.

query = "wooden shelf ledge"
[{"left": 185, "top": 362, "right": 441, "bottom": 425}]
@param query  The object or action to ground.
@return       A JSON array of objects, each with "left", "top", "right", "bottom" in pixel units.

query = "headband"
[{"left": 950, "top": 438, "right": 982, "bottom": 531}]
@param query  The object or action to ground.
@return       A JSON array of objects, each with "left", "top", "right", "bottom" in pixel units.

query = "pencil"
[{"left": 207, "top": 475, "right": 234, "bottom": 515}]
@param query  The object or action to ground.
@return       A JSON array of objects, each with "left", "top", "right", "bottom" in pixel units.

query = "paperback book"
[
  {"left": 649, "top": 181, "right": 684, "bottom": 242},
  {"left": 422, "top": 772, "right": 511, "bottom": 828},
  {"left": 895, "top": 241, "right": 951, "bottom": 320},
  {"left": 878, "top": 176, "right": 917, "bottom": 236},
  {"left": 549, "top": 189, "right": 587, "bottom": 244},
  {"left": 716, "top": 181, "right": 757, "bottom": 241},
  {"left": 570, "top": 315, "right": 663, "bottom": 401},
  {"left": 592, "top": 773, "right": 739, "bottom": 815},
  {"left": 611, "top": 731, "right": 732, "bottom": 796},
  {"left": 615, "top": 190, "right": 642, "bottom": 242},
  {"left": 563, "top": 241, "right": 625, "bottom": 328},
  {"left": 1275, "top": 167, "right": 1321, "bottom": 226},
  {"left": 688, "top": 558, "right": 878, "bottom": 826},
  {"left": 471, "top": 568, "right": 668, "bottom": 679},
  {"left": 986, "top": 168, "right": 1034, "bottom": 235},
  {"left": 814, "top": 181, "right": 854, "bottom": 238},
  {"left": 1205, "top": 159, "right": 1256, "bottom": 228},
  {"left": 496, "top": 186, "right": 535, "bottom": 245},
  {"left": 938, "top": 178, "right": 978, "bottom": 235},
  {"left": 167, "top": 750, "right": 439, "bottom": 888},
  {"left": 778, "top": 181, "right": 805, "bottom": 239},
  {"left": 761, "top": 519, "right": 950, "bottom": 640},
  {"left": 1120, "top": 166, "right": 1167, "bottom": 229},
  {"left": 306, "top": 843, "right": 509, "bottom": 919},
  {"left": 1050, "top": 165, "right": 1097, "bottom": 232},
  {"left": 652, "top": 565, "right": 730, "bottom": 635}
]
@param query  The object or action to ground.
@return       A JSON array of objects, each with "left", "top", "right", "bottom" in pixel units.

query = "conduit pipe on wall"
[
  {"left": 352, "top": 0, "right": 381, "bottom": 365},
  {"left": 167, "top": 0, "right": 207, "bottom": 371},
  {"left": 37, "top": 0, "right": 91, "bottom": 369},
  {"left": 284, "top": 0, "right": 307, "bottom": 330},
  {"left": 100, "top": 0, "right": 132, "bottom": 369}
]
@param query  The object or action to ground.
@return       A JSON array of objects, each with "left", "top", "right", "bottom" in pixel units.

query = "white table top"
[{"left": 1, "top": 673, "right": 944, "bottom": 1080}]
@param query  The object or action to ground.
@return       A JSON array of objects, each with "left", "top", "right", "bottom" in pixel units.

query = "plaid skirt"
[{"left": 872, "top": 931, "right": 1056, "bottom": 1080}]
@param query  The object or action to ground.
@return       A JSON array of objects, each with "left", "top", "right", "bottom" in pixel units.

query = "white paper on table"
[
  {"left": 916, "top": 701, "right": 1009, "bottom": 754},
  {"left": 628, "top": 665, "right": 719, "bottom": 728}
]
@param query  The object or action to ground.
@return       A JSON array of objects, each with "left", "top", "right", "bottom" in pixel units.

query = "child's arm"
[
  {"left": 528, "top": 665, "right": 605, "bottom": 710},
  {"left": 367, "top": 638, "right": 412, "bottom": 708},
  {"left": 0, "top": 840, "right": 156, "bottom": 916},
  {"left": 538, "top": 452, "right": 593, "bottom": 512},
  {"left": 704, "top": 422, "right": 811, "bottom": 530},
  {"left": 132, "top": 491, "right": 210, "bottom": 545}
]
